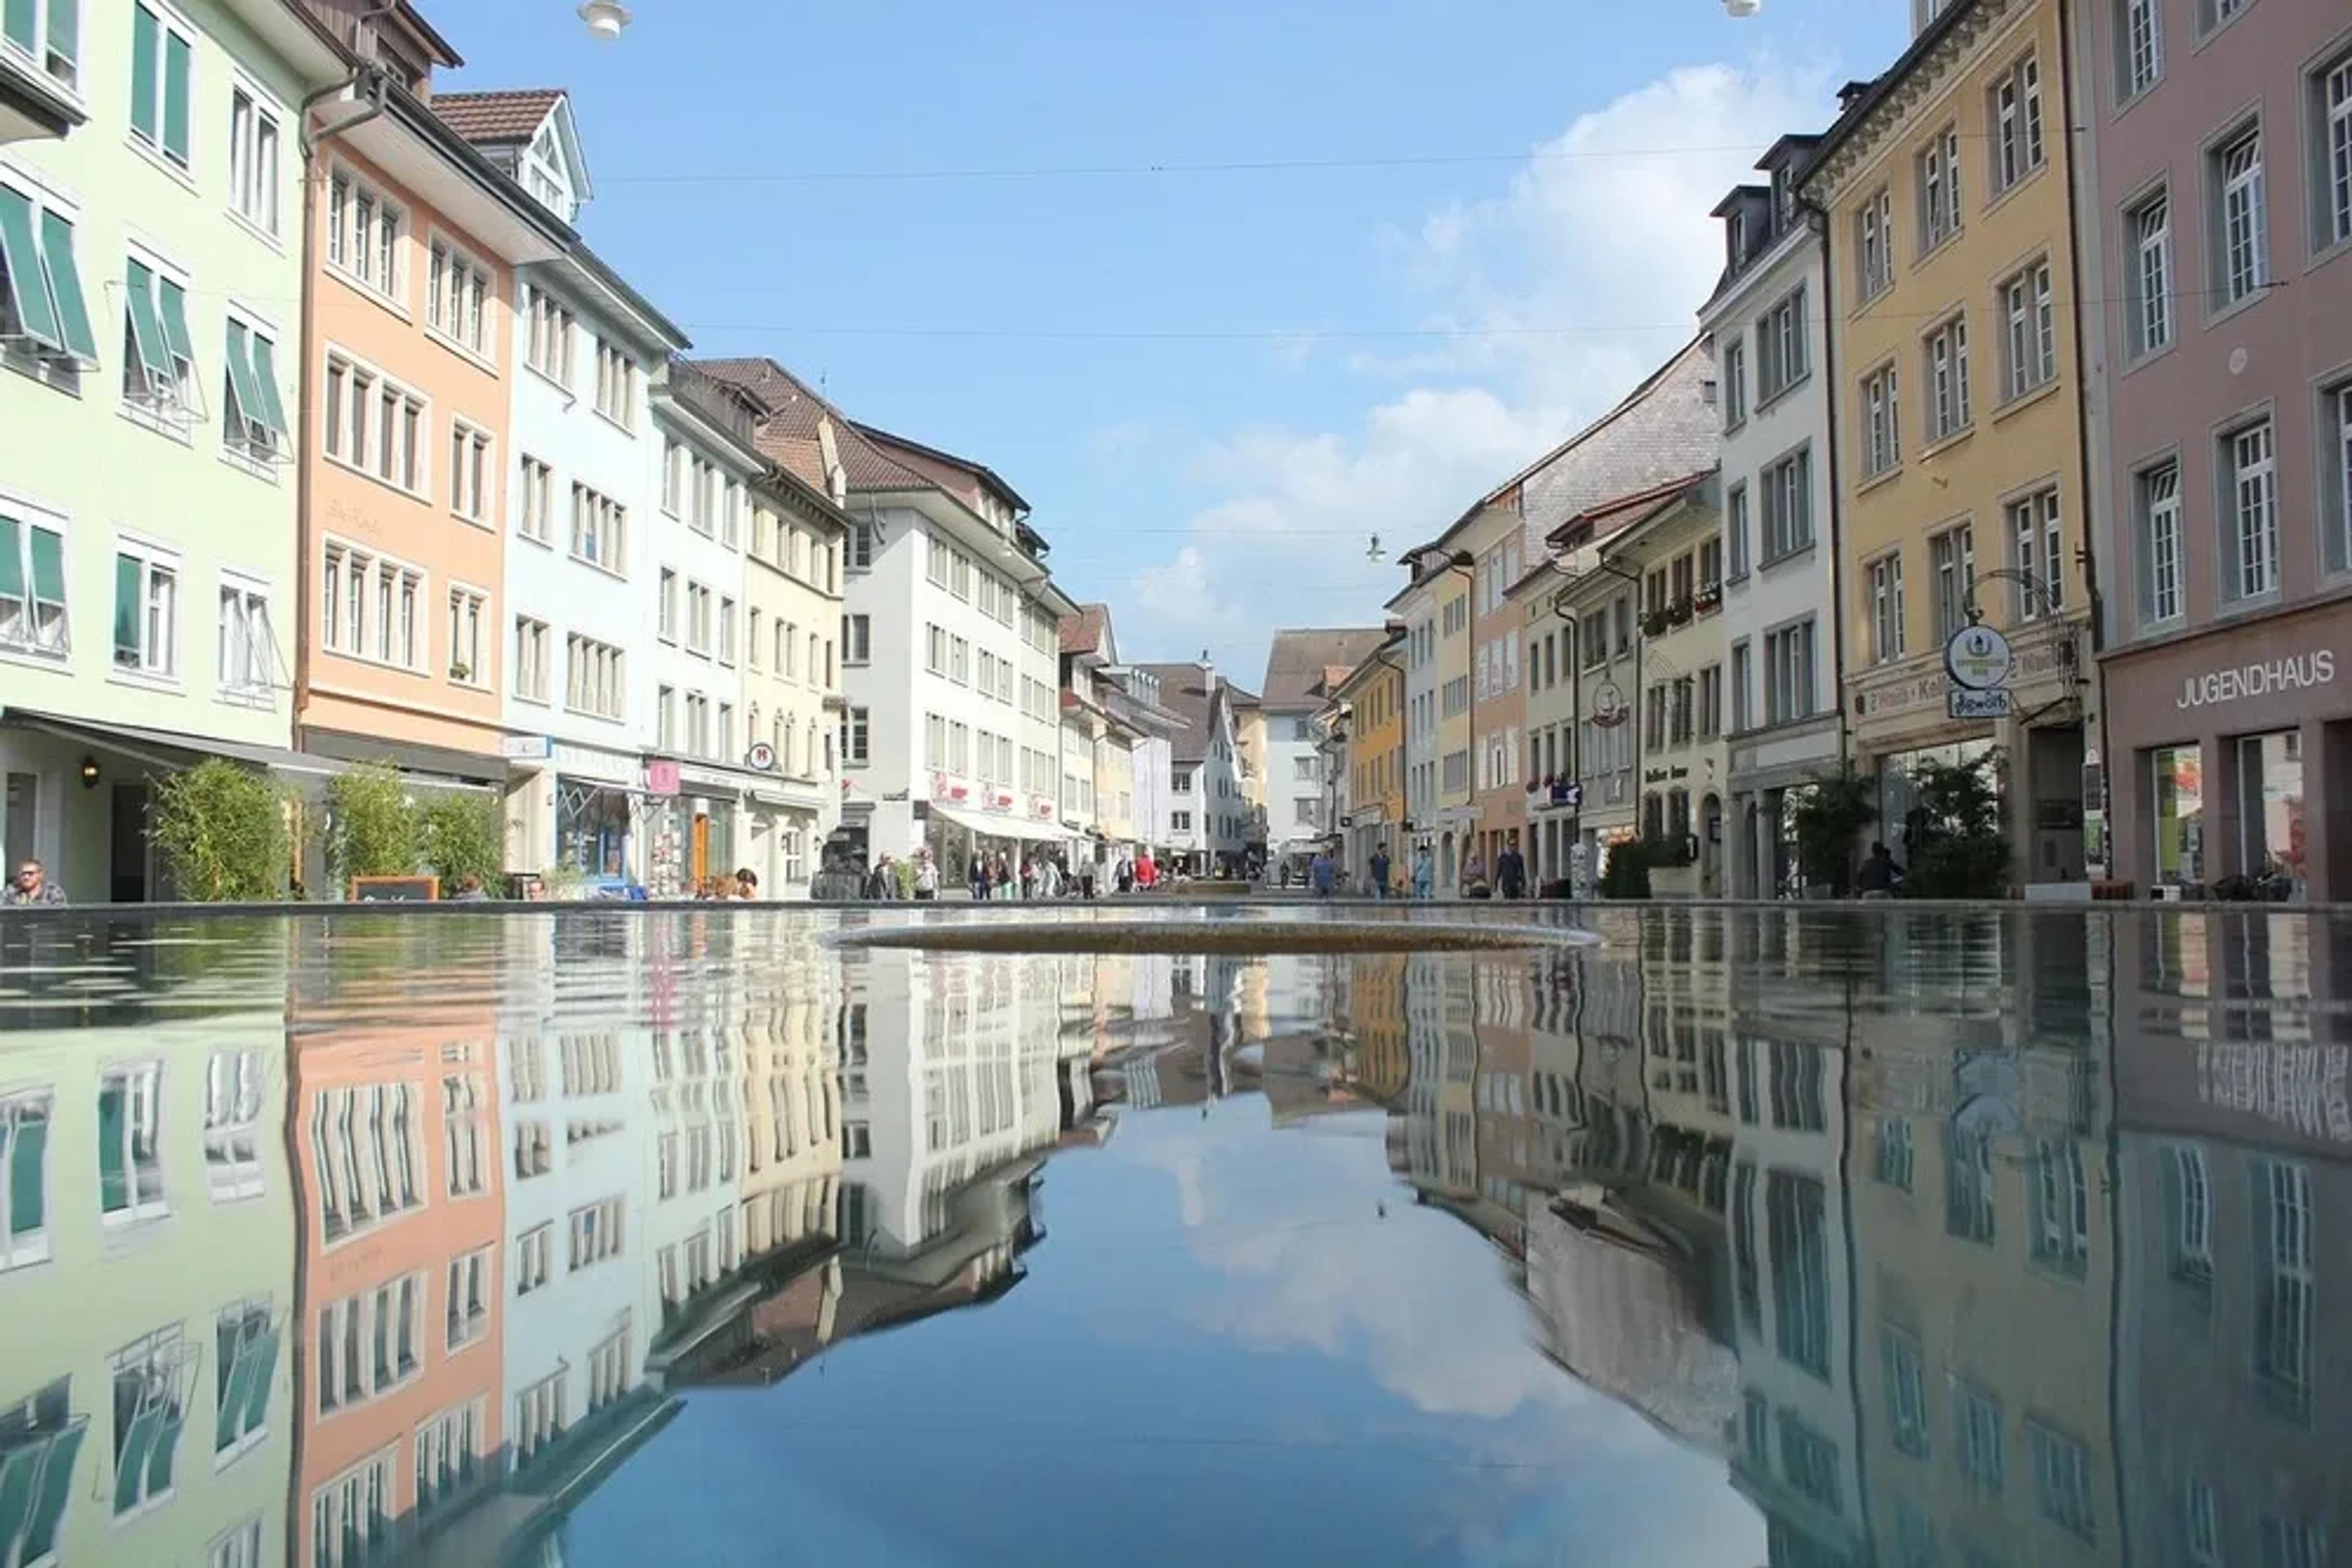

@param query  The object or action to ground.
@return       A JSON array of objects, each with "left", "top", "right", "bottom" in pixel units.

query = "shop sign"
[
  {"left": 1591, "top": 681, "right": 1628, "bottom": 728},
  {"left": 553, "top": 742, "right": 637, "bottom": 785},
  {"left": 2175, "top": 652, "right": 2335, "bottom": 711},
  {"left": 1031, "top": 797, "right": 1057, "bottom": 820},
  {"left": 675, "top": 764, "right": 746, "bottom": 795},
  {"left": 1944, "top": 624, "right": 2013, "bottom": 692},
  {"left": 500, "top": 734, "right": 552, "bottom": 760},
  {"left": 929, "top": 771, "right": 971, "bottom": 802},
  {"left": 1948, "top": 687, "right": 2011, "bottom": 720},
  {"left": 644, "top": 761, "right": 680, "bottom": 797},
  {"left": 986, "top": 788, "right": 1016, "bottom": 812},
  {"left": 746, "top": 742, "right": 777, "bottom": 772}
]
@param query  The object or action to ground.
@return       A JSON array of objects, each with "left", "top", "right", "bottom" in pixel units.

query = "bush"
[
  {"left": 1904, "top": 753, "right": 2010, "bottom": 899},
  {"left": 325, "top": 763, "right": 419, "bottom": 884},
  {"left": 1789, "top": 766, "right": 1878, "bottom": 896},
  {"left": 419, "top": 793, "right": 504, "bottom": 891},
  {"left": 149, "top": 760, "right": 290, "bottom": 901},
  {"left": 1599, "top": 840, "right": 1652, "bottom": 899}
]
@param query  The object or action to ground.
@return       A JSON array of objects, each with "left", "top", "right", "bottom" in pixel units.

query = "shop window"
[
  {"left": 2233, "top": 731, "right": 2304, "bottom": 897},
  {"left": 2150, "top": 744, "right": 2204, "bottom": 888}
]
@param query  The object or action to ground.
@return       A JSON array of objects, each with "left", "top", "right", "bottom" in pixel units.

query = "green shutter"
[
  {"left": 124, "top": 260, "right": 169, "bottom": 382},
  {"left": 96, "top": 1082, "right": 127, "bottom": 1206},
  {"left": 1, "top": 0, "right": 32, "bottom": 53},
  {"left": 0, "top": 518, "right": 21, "bottom": 606},
  {"left": 213, "top": 1344, "right": 247, "bottom": 1451},
  {"left": 249, "top": 330, "right": 288, "bottom": 436},
  {"left": 28, "top": 525, "right": 63, "bottom": 606},
  {"left": 38, "top": 211, "right": 96, "bottom": 361},
  {"left": 142, "top": 1406, "right": 181, "bottom": 1497},
  {"left": 111, "top": 556, "right": 139, "bottom": 665},
  {"left": 240, "top": 1327, "right": 277, "bottom": 1434},
  {"left": 156, "top": 277, "right": 192, "bottom": 368},
  {"left": 21, "top": 1425, "right": 83, "bottom": 1562},
  {"left": 110, "top": 1407, "right": 157, "bottom": 1513},
  {"left": 44, "top": 0, "right": 71, "bottom": 68},
  {"left": 0, "top": 1442, "right": 38, "bottom": 1556},
  {"left": 129, "top": 5, "right": 157, "bottom": 142},
  {"left": 161, "top": 31, "right": 189, "bottom": 164},
  {"left": 6, "top": 1109, "right": 42, "bottom": 1235},
  {"left": 0, "top": 187, "right": 61, "bottom": 351},
  {"left": 223, "top": 320, "right": 260, "bottom": 431}
]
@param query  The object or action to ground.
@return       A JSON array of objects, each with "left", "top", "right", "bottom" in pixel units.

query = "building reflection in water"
[{"left": 2, "top": 907, "right": 2349, "bottom": 1566}]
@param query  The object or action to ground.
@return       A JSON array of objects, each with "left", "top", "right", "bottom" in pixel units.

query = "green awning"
[
  {"left": 0, "top": 1441, "right": 37, "bottom": 1555},
  {"left": 45, "top": 0, "right": 72, "bottom": 70},
  {"left": 6, "top": 1106, "right": 42, "bottom": 1235},
  {"left": 142, "top": 1408, "right": 181, "bottom": 1498},
  {"left": 0, "top": 519, "right": 20, "bottom": 605},
  {"left": 161, "top": 31, "right": 189, "bottom": 164},
  {"left": 223, "top": 320, "right": 262, "bottom": 432},
  {"left": 124, "top": 260, "right": 170, "bottom": 383},
  {"left": 2, "top": 0, "right": 33, "bottom": 53},
  {"left": 156, "top": 276, "right": 192, "bottom": 368},
  {"left": 21, "top": 1425, "right": 81, "bottom": 1563},
  {"left": 249, "top": 331, "right": 288, "bottom": 435},
  {"left": 129, "top": 4, "right": 156, "bottom": 142},
  {"left": 97, "top": 1082, "right": 127, "bottom": 1203},
  {"left": 28, "top": 524, "right": 63, "bottom": 606},
  {"left": 39, "top": 211, "right": 96, "bottom": 361},
  {"left": 111, "top": 556, "right": 138, "bottom": 663},
  {"left": 0, "top": 188, "right": 60, "bottom": 353},
  {"left": 111, "top": 1407, "right": 157, "bottom": 1514}
]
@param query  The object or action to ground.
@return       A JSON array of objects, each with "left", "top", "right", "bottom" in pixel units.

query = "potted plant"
[
  {"left": 148, "top": 758, "right": 291, "bottom": 900},
  {"left": 1640, "top": 607, "right": 1673, "bottom": 638},
  {"left": 449, "top": 660, "right": 473, "bottom": 682},
  {"left": 1668, "top": 596, "right": 1695, "bottom": 627},
  {"left": 1694, "top": 582, "right": 1724, "bottom": 614},
  {"left": 1903, "top": 752, "right": 2010, "bottom": 898}
]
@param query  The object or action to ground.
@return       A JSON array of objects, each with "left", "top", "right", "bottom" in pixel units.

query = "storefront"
[
  {"left": 2103, "top": 609, "right": 2346, "bottom": 900},
  {"left": 1727, "top": 711, "right": 1840, "bottom": 898},
  {"left": 925, "top": 796, "right": 1071, "bottom": 892},
  {"left": 641, "top": 759, "right": 764, "bottom": 896},
  {"left": 502, "top": 736, "right": 644, "bottom": 888}
]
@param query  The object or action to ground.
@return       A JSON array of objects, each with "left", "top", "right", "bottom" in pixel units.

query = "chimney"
[{"left": 1837, "top": 79, "right": 1875, "bottom": 113}]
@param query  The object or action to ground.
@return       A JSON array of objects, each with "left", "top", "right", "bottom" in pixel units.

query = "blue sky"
[{"left": 443, "top": 1, "right": 1909, "bottom": 687}]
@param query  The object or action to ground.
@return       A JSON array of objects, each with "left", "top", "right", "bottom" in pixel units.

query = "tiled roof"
[
  {"left": 431, "top": 89, "right": 562, "bottom": 145},
  {"left": 1259, "top": 628, "right": 1391, "bottom": 710},
  {"left": 1134, "top": 662, "right": 1219, "bottom": 763},
  {"left": 693, "top": 359, "right": 930, "bottom": 492},
  {"left": 1060, "top": 605, "right": 1109, "bottom": 656}
]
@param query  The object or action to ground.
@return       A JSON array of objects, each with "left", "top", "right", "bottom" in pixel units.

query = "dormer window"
[
  {"left": 522, "top": 124, "right": 573, "bottom": 222},
  {"left": 1727, "top": 211, "right": 1748, "bottom": 270},
  {"left": 1771, "top": 168, "right": 1792, "bottom": 232}
]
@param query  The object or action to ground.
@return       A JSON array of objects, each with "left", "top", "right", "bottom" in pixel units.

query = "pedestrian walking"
[
  {"left": 1412, "top": 846, "right": 1434, "bottom": 899},
  {"left": 1368, "top": 844, "right": 1392, "bottom": 899},
  {"left": 1498, "top": 843, "right": 1527, "bottom": 900},
  {"left": 914, "top": 851, "right": 939, "bottom": 900}
]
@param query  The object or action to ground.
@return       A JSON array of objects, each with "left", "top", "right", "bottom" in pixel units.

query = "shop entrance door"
[{"left": 691, "top": 815, "right": 710, "bottom": 886}]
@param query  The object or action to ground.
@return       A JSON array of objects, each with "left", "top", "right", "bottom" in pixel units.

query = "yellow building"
[
  {"left": 1334, "top": 638, "right": 1406, "bottom": 890},
  {"left": 1800, "top": 0, "right": 2097, "bottom": 888}
]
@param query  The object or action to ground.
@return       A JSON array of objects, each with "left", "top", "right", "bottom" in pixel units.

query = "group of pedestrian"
[{"left": 689, "top": 869, "right": 761, "bottom": 901}]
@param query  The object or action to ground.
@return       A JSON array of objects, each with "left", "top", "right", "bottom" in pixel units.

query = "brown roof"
[
  {"left": 1547, "top": 469, "right": 1716, "bottom": 552},
  {"left": 431, "top": 88, "right": 562, "bottom": 145},
  {"left": 693, "top": 358, "right": 930, "bottom": 492},
  {"left": 1060, "top": 604, "right": 1109, "bottom": 656},
  {"left": 1133, "top": 662, "right": 1220, "bottom": 763},
  {"left": 1259, "top": 628, "right": 1391, "bottom": 711}
]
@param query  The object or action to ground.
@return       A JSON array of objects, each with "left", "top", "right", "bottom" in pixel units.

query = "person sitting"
[
  {"left": 733, "top": 868, "right": 760, "bottom": 900},
  {"left": 1856, "top": 840, "right": 1904, "bottom": 898},
  {"left": 2, "top": 859, "right": 66, "bottom": 905}
]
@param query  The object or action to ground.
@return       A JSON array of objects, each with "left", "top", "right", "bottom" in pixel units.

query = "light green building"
[
  {"left": 0, "top": 939, "right": 296, "bottom": 1568},
  {"left": 0, "top": 0, "right": 345, "bottom": 900}
]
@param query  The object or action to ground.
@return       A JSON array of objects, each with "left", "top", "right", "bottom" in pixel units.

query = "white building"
[
  {"left": 1392, "top": 576, "right": 1442, "bottom": 869},
  {"left": 1137, "top": 661, "right": 1250, "bottom": 875},
  {"left": 1259, "top": 628, "right": 1389, "bottom": 875},
  {"left": 453, "top": 94, "right": 691, "bottom": 888},
  {"left": 1110, "top": 663, "right": 1177, "bottom": 864},
  {"left": 1702, "top": 135, "right": 1839, "bottom": 897}
]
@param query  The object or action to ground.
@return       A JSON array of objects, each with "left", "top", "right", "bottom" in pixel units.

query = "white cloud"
[{"left": 1123, "top": 55, "right": 1834, "bottom": 676}]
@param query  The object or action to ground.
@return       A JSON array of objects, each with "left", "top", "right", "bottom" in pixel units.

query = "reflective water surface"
[{"left": 0, "top": 907, "right": 2346, "bottom": 1567}]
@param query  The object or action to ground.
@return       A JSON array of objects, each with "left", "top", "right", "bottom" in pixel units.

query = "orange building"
[
  {"left": 290, "top": 927, "right": 505, "bottom": 1565},
  {"left": 293, "top": 9, "right": 571, "bottom": 785}
]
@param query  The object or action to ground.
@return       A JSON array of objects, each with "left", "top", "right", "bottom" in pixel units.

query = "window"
[
  {"left": 310, "top": 1084, "right": 421, "bottom": 1242},
  {"left": 1991, "top": 53, "right": 2046, "bottom": 193},
  {"left": 2008, "top": 488, "right": 2064, "bottom": 621},
  {"left": 315, "top": 1275, "right": 422, "bottom": 1412},
  {"left": 1698, "top": 663, "right": 1722, "bottom": 738},
  {"left": 1919, "top": 123, "right": 1962, "bottom": 247},
  {"left": 564, "top": 633, "right": 624, "bottom": 720},
  {"left": 568, "top": 1195, "right": 624, "bottom": 1270},
  {"left": 2256, "top": 1156, "right": 2315, "bottom": 1415},
  {"left": 843, "top": 612, "right": 870, "bottom": 664},
  {"left": 1856, "top": 185, "right": 1894, "bottom": 300},
  {"left": 842, "top": 706, "right": 870, "bottom": 766},
  {"left": 1953, "top": 1378, "right": 2004, "bottom": 1491},
  {"left": 0, "top": 0, "right": 75, "bottom": 88},
  {"left": 216, "top": 578, "right": 274, "bottom": 696},
  {"left": 1869, "top": 553, "right": 1905, "bottom": 664},
  {"left": 926, "top": 533, "right": 950, "bottom": 587},
  {"left": 425, "top": 239, "right": 491, "bottom": 357},
  {"left": 1776, "top": 1409, "right": 1841, "bottom": 1510},
  {"left": 220, "top": 317, "right": 290, "bottom": 463},
  {"left": 1721, "top": 336, "right": 1746, "bottom": 428},
  {"left": 2321, "top": 52, "right": 2352, "bottom": 251},
  {"left": 1172, "top": 810, "right": 1193, "bottom": 832},
  {"left": 1760, "top": 618, "right": 1814, "bottom": 726},
  {"left": 2215, "top": 126, "right": 2267, "bottom": 307},
  {"left": 2029, "top": 1420, "right": 2097, "bottom": 1542},
  {"left": 324, "top": 168, "right": 403, "bottom": 303},
  {"left": 111, "top": 1323, "right": 190, "bottom": 1514},
  {"left": 121, "top": 256, "right": 194, "bottom": 423},
  {"left": 414, "top": 1398, "right": 481, "bottom": 1516},
  {"left": 1861, "top": 366, "right": 1901, "bottom": 477},
  {"left": 513, "top": 1372, "right": 567, "bottom": 1470},
  {"left": 0, "top": 183, "right": 99, "bottom": 362},
  {"left": 2329, "top": 381, "right": 2352, "bottom": 575},
  {"left": 521, "top": 284, "right": 573, "bottom": 383},
  {"left": 2128, "top": 190, "right": 2173, "bottom": 357},
  {"left": 312, "top": 1447, "right": 394, "bottom": 1566},
  {"left": 228, "top": 87, "right": 282, "bottom": 234},
  {"left": 717, "top": 596, "right": 736, "bottom": 664},
  {"left": 440, "top": 584, "right": 486, "bottom": 687},
  {"left": 848, "top": 520, "right": 876, "bottom": 569},
  {"left": 1721, "top": 482, "right": 1750, "bottom": 580},
  {"left": 513, "top": 615, "right": 549, "bottom": 701},
  {"left": 1932, "top": 526, "right": 1975, "bottom": 640},
  {"left": 113, "top": 541, "right": 179, "bottom": 677},
  {"left": 1757, "top": 286, "right": 1806, "bottom": 400},
  {"left": 129, "top": 2, "right": 194, "bottom": 168},
  {"left": 0, "top": 508, "right": 67, "bottom": 658},
  {"left": 1924, "top": 314, "right": 1970, "bottom": 441},
  {"left": 685, "top": 582, "right": 712, "bottom": 654},
  {"left": 655, "top": 684, "right": 676, "bottom": 750},
  {"left": 950, "top": 635, "right": 969, "bottom": 685},
  {"left": 2029, "top": 1137, "right": 2090, "bottom": 1275},
  {"left": 569, "top": 483, "right": 625, "bottom": 572},
  {"left": 2119, "top": 0, "right": 2162, "bottom": 98},
  {"left": 2128, "top": 461, "right": 2184, "bottom": 626},
  {"left": 2221, "top": 418, "right": 2278, "bottom": 600},
  {"left": 593, "top": 338, "right": 636, "bottom": 426},
  {"left": 1760, "top": 446, "right": 1812, "bottom": 561},
  {"left": 320, "top": 352, "right": 428, "bottom": 496},
  {"left": 514, "top": 1223, "right": 552, "bottom": 1294},
  {"left": 210, "top": 1517, "right": 265, "bottom": 1568},
  {"left": 1730, "top": 639, "right": 1752, "bottom": 732},
  {"left": 516, "top": 455, "right": 552, "bottom": 543},
  {"left": 2000, "top": 259, "right": 2056, "bottom": 399},
  {"left": 0, "top": 1091, "right": 54, "bottom": 1270},
  {"left": 589, "top": 1321, "right": 631, "bottom": 1414},
  {"left": 320, "top": 543, "right": 423, "bottom": 670},
  {"left": 445, "top": 1248, "right": 490, "bottom": 1350},
  {"left": 448, "top": 420, "right": 492, "bottom": 524}
]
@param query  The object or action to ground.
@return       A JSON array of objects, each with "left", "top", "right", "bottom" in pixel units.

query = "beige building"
[{"left": 1615, "top": 475, "right": 1729, "bottom": 895}]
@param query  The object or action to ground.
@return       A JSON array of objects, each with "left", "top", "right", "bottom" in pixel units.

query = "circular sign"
[
  {"left": 1591, "top": 680, "right": 1628, "bottom": 728},
  {"left": 746, "top": 742, "right": 777, "bottom": 772},
  {"left": 1944, "top": 623, "right": 2013, "bottom": 692}
]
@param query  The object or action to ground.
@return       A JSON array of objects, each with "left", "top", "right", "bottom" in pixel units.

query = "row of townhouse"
[
  {"left": 1351, "top": 0, "right": 2352, "bottom": 901},
  {"left": 0, "top": 0, "right": 1169, "bottom": 903}
]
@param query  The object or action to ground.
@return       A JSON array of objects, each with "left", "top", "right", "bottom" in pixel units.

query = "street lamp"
[
  {"left": 1724, "top": 0, "right": 1762, "bottom": 15},
  {"left": 1366, "top": 533, "right": 1385, "bottom": 564},
  {"left": 579, "top": 1, "right": 631, "bottom": 40}
]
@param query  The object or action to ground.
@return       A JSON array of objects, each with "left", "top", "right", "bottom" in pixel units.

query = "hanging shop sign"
[
  {"left": 1590, "top": 681, "right": 1627, "bottom": 728},
  {"left": 746, "top": 742, "right": 777, "bottom": 772},
  {"left": 1944, "top": 623, "right": 2014, "bottom": 692},
  {"left": 1948, "top": 687, "right": 2013, "bottom": 720},
  {"left": 643, "top": 761, "right": 680, "bottom": 797}
]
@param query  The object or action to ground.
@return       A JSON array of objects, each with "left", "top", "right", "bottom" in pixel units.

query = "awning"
[
  {"left": 302, "top": 726, "right": 507, "bottom": 790},
  {"left": 929, "top": 801, "right": 1070, "bottom": 844},
  {"left": 5, "top": 708, "right": 349, "bottom": 780}
]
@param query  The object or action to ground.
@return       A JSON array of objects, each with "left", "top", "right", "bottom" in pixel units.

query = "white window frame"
[
  {"left": 226, "top": 76, "right": 284, "bottom": 239},
  {"left": 512, "top": 614, "right": 550, "bottom": 703},
  {"left": 1861, "top": 365, "right": 1901, "bottom": 478},
  {"left": 127, "top": 0, "right": 197, "bottom": 175},
  {"left": 323, "top": 162, "right": 405, "bottom": 309},
  {"left": 422, "top": 230, "right": 492, "bottom": 361},
  {"left": 314, "top": 1275, "right": 424, "bottom": 1413},
  {"left": 0, "top": 1091, "right": 55, "bottom": 1270},
  {"left": 2128, "top": 189, "right": 2173, "bottom": 358},
  {"left": 564, "top": 632, "right": 625, "bottom": 722},
  {"left": 2000, "top": 259, "right": 2057, "bottom": 401},
  {"left": 319, "top": 535, "right": 427, "bottom": 673},
  {"left": 1924, "top": 313, "right": 1970, "bottom": 441},
  {"left": 516, "top": 454, "right": 552, "bottom": 544},
  {"left": 2222, "top": 415, "right": 2279, "bottom": 601},
  {"left": 445, "top": 581, "right": 488, "bottom": 687},
  {"left": 520, "top": 283, "right": 574, "bottom": 386},
  {"left": 2215, "top": 124, "right": 2268, "bottom": 309},
  {"left": 2120, "top": 0, "right": 2162, "bottom": 100},
  {"left": 2322, "top": 51, "right": 2352, "bottom": 254},
  {"left": 113, "top": 533, "right": 181, "bottom": 680},
  {"left": 1918, "top": 123, "right": 1962, "bottom": 249},
  {"left": 1869, "top": 552, "right": 1905, "bottom": 665},
  {"left": 592, "top": 337, "right": 636, "bottom": 430},
  {"left": 2008, "top": 487, "right": 2065, "bottom": 622},
  {"left": 0, "top": 0, "right": 77, "bottom": 91},
  {"left": 1991, "top": 52, "right": 2046, "bottom": 194},
  {"left": 448, "top": 418, "right": 492, "bottom": 527},
  {"left": 568, "top": 481, "right": 625, "bottom": 575},
  {"left": 0, "top": 494, "right": 72, "bottom": 662},
  {"left": 121, "top": 243, "right": 197, "bottom": 436},
  {"left": 1855, "top": 186, "right": 1893, "bottom": 300},
  {"left": 2137, "top": 461, "right": 2184, "bottom": 625},
  {"left": 214, "top": 571, "right": 275, "bottom": 702},
  {"left": 320, "top": 345, "right": 429, "bottom": 499}
]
